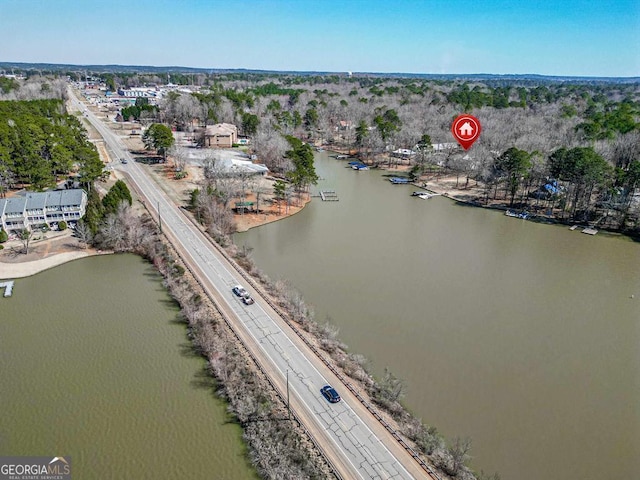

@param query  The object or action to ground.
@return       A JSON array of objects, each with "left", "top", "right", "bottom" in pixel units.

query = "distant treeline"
[
  {"left": 2, "top": 62, "right": 639, "bottom": 83},
  {"left": 2, "top": 69, "right": 639, "bottom": 233}
]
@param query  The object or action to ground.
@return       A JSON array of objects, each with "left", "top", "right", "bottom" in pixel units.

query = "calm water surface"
[
  {"left": 0, "top": 254, "right": 256, "bottom": 480},
  {"left": 236, "top": 152, "right": 640, "bottom": 480}
]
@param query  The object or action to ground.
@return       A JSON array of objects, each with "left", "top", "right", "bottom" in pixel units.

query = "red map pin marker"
[{"left": 451, "top": 114, "right": 481, "bottom": 150}]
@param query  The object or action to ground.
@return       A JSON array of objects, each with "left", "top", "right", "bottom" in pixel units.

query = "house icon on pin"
[{"left": 459, "top": 122, "right": 474, "bottom": 137}]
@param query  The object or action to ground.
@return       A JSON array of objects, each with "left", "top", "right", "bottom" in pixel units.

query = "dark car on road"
[
  {"left": 241, "top": 294, "right": 255, "bottom": 305},
  {"left": 320, "top": 385, "right": 341, "bottom": 403}
]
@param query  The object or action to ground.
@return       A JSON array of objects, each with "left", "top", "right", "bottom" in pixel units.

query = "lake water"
[
  {"left": 0, "top": 254, "right": 257, "bottom": 479},
  {"left": 235, "top": 152, "right": 640, "bottom": 480}
]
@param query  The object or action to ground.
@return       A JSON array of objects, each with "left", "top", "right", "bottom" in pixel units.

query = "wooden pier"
[
  {"left": 319, "top": 190, "right": 339, "bottom": 201},
  {"left": 569, "top": 225, "right": 598, "bottom": 235},
  {"left": 0, "top": 280, "right": 14, "bottom": 297}
]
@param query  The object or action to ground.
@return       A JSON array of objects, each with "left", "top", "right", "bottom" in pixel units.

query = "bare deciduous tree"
[
  {"left": 449, "top": 436, "right": 473, "bottom": 476},
  {"left": 169, "top": 145, "right": 189, "bottom": 173},
  {"left": 74, "top": 220, "right": 93, "bottom": 248}
]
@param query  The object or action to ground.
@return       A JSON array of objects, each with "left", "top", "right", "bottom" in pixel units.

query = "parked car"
[
  {"left": 232, "top": 285, "right": 247, "bottom": 297},
  {"left": 320, "top": 385, "right": 341, "bottom": 403}
]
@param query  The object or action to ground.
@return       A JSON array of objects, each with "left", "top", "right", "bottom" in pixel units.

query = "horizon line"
[{"left": 1, "top": 60, "right": 638, "bottom": 80}]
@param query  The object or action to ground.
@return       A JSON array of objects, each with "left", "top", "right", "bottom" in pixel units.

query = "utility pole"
[{"left": 158, "top": 201, "right": 162, "bottom": 233}]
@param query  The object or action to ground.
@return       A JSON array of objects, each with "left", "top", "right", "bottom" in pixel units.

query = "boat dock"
[
  {"left": 319, "top": 190, "right": 339, "bottom": 201},
  {"left": 412, "top": 191, "right": 441, "bottom": 199},
  {"left": 506, "top": 210, "right": 530, "bottom": 219},
  {"left": 389, "top": 177, "right": 410, "bottom": 184},
  {"left": 569, "top": 225, "right": 598, "bottom": 235},
  {"left": 0, "top": 280, "right": 15, "bottom": 297},
  {"left": 348, "top": 161, "right": 369, "bottom": 171}
]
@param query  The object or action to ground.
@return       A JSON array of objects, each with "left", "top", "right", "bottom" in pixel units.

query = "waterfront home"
[
  {"left": 0, "top": 189, "right": 88, "bottom": 234},
  {"left": 391, "top": 148, "right": 416, "bottom": 159}
]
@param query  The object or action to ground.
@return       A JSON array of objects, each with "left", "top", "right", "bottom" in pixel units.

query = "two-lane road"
[{"left": 71, "top": 89, "right": 429, "bottom": 480}]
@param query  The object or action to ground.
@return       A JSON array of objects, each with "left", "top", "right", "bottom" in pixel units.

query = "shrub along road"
[{"left": 72, "top": 87, "right": 432, "bottom": 480}]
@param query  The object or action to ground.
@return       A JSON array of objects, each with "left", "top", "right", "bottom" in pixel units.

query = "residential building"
[
  {"left": 204, "top": 123, "right": 238, "bottom": 148},
  {"left": 391, "top": 148, "right": 416, "bottom": 159},
  {"left": 0, "top": 189, "right": 88, "bottom": 233}
]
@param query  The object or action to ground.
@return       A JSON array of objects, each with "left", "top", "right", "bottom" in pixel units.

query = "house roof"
[
  {"left": 58, "top": 189, "right": 86, "bottom": 206},
  {"left": 4, "top": 196, "right": 27, "bottom": 214},
  {"left": 205, "top": 123, "right": 237, "bottom": 136},
  {"left": 45, "top": 190, "right": 64, "bottom": 207},
  {"left": 1, "top": 190, "right": 87, "bottom": 216},
  {"left": 221, "top": 158, "right": 269, "bottom": 175},
  {"left": 393, "top": 148, "right": 416, "bottom": 156},
  {"left": 25, "top": 192, "right": 46, "bottom": 210},
  {"left": 432, "top": 143, "right": 459, "bottom": 151}
]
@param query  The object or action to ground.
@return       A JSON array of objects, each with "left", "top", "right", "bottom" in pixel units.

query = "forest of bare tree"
[
  {"left": 3, "top": 70, "right": 636, "bottom": 231},
  {"left": 94, "top": 70, "right": 640, "bottom": 235}
]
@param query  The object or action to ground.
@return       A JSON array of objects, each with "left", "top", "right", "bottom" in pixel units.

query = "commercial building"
[{"left": 204, "top": 123, "right": 238, "bottom": 148}]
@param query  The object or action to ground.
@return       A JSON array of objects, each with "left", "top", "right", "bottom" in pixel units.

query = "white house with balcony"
[{"left": 0, "top": 189, "right": 88, "bottom": 234}]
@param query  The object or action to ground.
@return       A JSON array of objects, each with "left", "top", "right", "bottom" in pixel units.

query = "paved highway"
[{"left": 70, "top": 88, "right": 428, "bottom": 480}]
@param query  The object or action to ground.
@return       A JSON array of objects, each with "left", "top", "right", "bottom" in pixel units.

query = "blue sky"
[{"left": 1, "top": 0, "right": 638, "bottom": 76}]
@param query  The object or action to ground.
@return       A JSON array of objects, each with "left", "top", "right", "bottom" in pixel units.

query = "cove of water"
[
  {"left": 235, "top": 152, "right": 640, "bottom": 480},
  {"left": 0, "top": 254, "right": 257, "bottom": 479}
]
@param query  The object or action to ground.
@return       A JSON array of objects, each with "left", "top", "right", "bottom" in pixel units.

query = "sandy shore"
[
  {"left": 0, "top": 230, "right": 107, "bottom": 280},
  {"left": 0, "top": 251, "right": 99, "bottom": 279}
]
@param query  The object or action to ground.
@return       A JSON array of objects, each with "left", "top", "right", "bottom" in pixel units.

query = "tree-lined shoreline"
[{"left": 2, "top": 69, "right": 639, "bottom": 479}]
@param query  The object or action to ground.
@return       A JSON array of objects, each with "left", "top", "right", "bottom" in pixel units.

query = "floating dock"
[
  {"left": 0, "top": 280, "right": 14, "bottom": 297},
  {"left": 412, "top": 191, "right": 441, "bottom": 199},
  {"left": 319, "top": 190, "right": 339, "bottom": 201},
  {"left": 505, "top": 210, "right": 530, "bottom": 219},
  {"left": 389, "top": 177, "right": 410, "bottom": 184},
  {"left": 569, "top": 225, "right": 598, "bottom": 235},
  {"left": 348, "top": 161, "right": 369, "bottom": 170}
]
